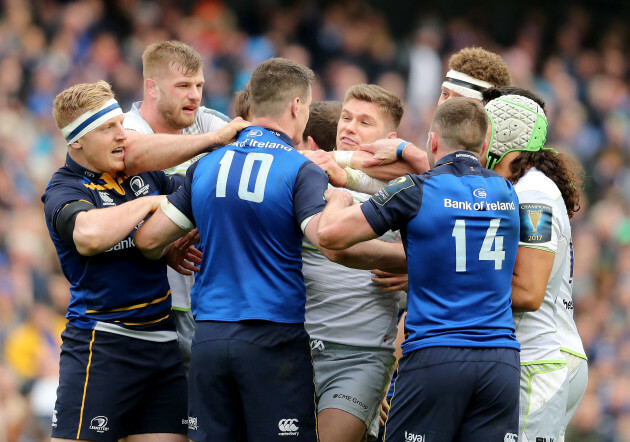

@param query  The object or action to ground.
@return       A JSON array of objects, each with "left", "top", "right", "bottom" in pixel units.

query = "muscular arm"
[
  {"left": 304, "top": 213, "right": 406, "bottom": 272},
  {"left": 317, "top": 188, "right": 379, "bottom": 250},
  {"left": 134, "top": 204, "right": 190, "bottom": 260},
  {"left": 359, "top": 139, "right": 430, "bottom": 175},
  {"left": 511, "top": 246, "right": 555, "bottom": 312},
  {"left": 350, "top": 150, "right": 421, "bottom": 179},
  {"left": 72, "top": 195, "right": 164, "bottom": 256},
  {"left": 123, "top": 118, "right": 250, "bottom": 175}
]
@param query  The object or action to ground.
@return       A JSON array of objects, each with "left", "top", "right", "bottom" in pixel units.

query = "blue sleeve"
[
  {"left": 293, "top": 161, "right": 328, "bottom": 225},
  {"left": 361, "top": 174, "right": 422, "bottom": 236},
  {"left": 165, "top": 162, "right": 197, "bottom": 226}
]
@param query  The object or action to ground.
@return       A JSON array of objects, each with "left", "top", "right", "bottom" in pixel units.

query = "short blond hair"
[
  {"left": 142, "top": 40, "right": 202, "bottom": 79},
  {"left": 431, "top": 97, "right": 488, "bottom": 154},
  {"left": 344, "top": 84, "right": 404, "bottom": 130},
  {"left": 249, "top": 58, "right": 314, "bottom": 119},
  {"left": 448, "top": 47, "right": 511, "bottom": 87},
  {"left": 52, "top": 80, "right": 114, "bottom": 130}
]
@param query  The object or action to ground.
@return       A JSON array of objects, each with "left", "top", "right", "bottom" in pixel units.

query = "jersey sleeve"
[
  {"left": 361, "top": 174, "right": 421, "bottom": 236},
  {"left": 516, "top": 189, "right": 559, "bottom": 253},
  {"left": 293, "top": 161, "right": 328, "bottom": 229},
  {"left": 42, "top": 180, "right": 95, "bottom": 235},
  {"left": 164, "top": 162, "right": 197, "bottom": 228},
  {"left": 198, "top": 107, "right": 231, "bottom": 132}
]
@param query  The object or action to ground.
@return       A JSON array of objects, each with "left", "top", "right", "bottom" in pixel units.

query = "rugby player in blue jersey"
[
  {"left": 318, "top": 97, "right": 521, "bottom": 442},
  {"left": 43, "top": 81, "right": 189, "bottom": 441},
  {"left": 135, "top": 58, "right": 406, "bottom": 442}
]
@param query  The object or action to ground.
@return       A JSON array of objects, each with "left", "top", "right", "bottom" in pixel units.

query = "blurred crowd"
[{"left": 0, "top": 0, "right": 628, "bottom": 440}]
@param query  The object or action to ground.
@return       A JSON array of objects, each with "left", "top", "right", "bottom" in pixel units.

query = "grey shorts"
[
  {"left": 519, "top": 361, "right": 569, "bottom": 441},
  {"left": 311, "top": 340, "right": 395, "bottom": 434},
  {"left": 173, "top": 308, "right": 195, "bottom": 368}
]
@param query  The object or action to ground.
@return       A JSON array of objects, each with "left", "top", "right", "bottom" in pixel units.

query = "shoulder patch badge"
[
  {"left": 371, "top": 175, "right": 415, "bottom": 206},
  {"left": 519, "top": 203, "right": 552, "bottom": 243}
]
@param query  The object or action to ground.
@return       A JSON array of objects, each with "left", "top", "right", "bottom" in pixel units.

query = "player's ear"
[
  {"left": 70, "top": 141, "right": 82, "bottom": 151},
  {"left": 146, "top": 78, "right": 157, "bottom": 98},
  {"left": 291, "top": 97, "right": 300, "bottom": 118},
  {"left": 386, "top": 131, "right": 397, "bottom": 139},
  {"left": 307, "top": 136, "right": 319, "bottom": 151},
  {"left": 480, "top": 139, "right": 489, "bottom": 159},
  {"left": 430, "top": 131, "right": 439, "bottom": 155}
]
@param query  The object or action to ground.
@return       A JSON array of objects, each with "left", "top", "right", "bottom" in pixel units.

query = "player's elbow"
[
  {"left": 317, "top": 227, "right": 348, "bottom": 250},
  {"left": 135, "top": 233, "right": 165, "bottom": 260},
  {"left": 510, "top": 286, "right": 545, "bottom": 312},
  {"left": 73, "top": 226, "right": 109, "bottom": 256}
]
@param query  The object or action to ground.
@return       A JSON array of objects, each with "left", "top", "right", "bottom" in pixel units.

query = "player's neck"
[
  {"left": 138, "top": 103, "right": 182, "bottom": 135},
  {"left": 251, "top": 116, "right": 293, "bottom": 140}
]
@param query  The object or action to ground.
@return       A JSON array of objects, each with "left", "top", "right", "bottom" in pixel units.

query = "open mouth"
[
  {"left": 112, "top": 146, "right": 124, "bottom": 156},
  {"left": 182, "top": 105, "right": 197, "bottom": 113}
]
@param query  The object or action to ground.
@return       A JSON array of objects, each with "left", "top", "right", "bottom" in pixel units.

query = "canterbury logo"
[{"left": 278, "top": 418, "right": 299, "bottom": 432}]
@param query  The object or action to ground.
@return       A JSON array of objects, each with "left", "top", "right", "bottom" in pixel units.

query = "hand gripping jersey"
[
  {"left": 361, "top": 151, "right": 521, "bottom": 354},
  {"left": 303, "top": 188, "right": 405, "bottom": 350},
  {"left": 166, "top": 126, "right": 328, "bottom": 323},
  {"left": 41, "top": 155, "right": 181, "bottom": 340},
  {"left": 123, "top": 102, "right": 231, "bottom": 311},
  {"left": 514, "top": 167, "right": 585, "bottom": 363}
]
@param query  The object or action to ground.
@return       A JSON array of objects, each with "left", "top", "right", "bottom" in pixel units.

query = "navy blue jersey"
[
  {"left": 362, "top": 151, "right": 520, "bottom": 354},
  {"left": 42, "top": 155, "right": 182, "bottom": 333},
  {"left": 167, "top": 126, "right": 328, "bottom": 323}
]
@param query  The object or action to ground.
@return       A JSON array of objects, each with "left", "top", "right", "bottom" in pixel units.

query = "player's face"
[
  {"left": 336, "top": 99, "right": 394, "bottom": 151},
  {"left": 437, "top": 86, "right": 463, "bottom": 106},
  {"left": 76, "top": 114, "right": 127, "bottom": 174},
  {"left": 154, "top": 64, "right": 205, "bottom": 130}
]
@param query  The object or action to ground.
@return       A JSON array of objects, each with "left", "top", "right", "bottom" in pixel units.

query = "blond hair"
[
  {"left": 448, "top": 47, "right": 511, "bottom": 87},
  {"left": 431, "top": 97, "right": 488, "bottom": 154},
  {"left": 249, "top": 58, "right": 314, "bottom": 119},
  {"left": 142, "top": 40, "right": 202, "bottom": 79},
  {"left": 344, "top": 84, "right": 404, "bottom": 130},
  {"left": 52, "top": 80, "right": 114, "bottom": 129}
]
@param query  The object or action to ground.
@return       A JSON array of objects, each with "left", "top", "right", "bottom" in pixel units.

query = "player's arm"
[
  {"left": 134, "top": 202, "right": 191, "bottom": 260},
  {"left": 358, "top": 138, "right": 430, "bottom": 174},
  {"left": 65, "top": 195, "right": 164, "bottom": 256},
  {"left": 123, "top": 117, "right": 250, "bottom": 175},
  {"left": 317, "top": 188, "right": 379, "bottom": 250},
  {"left": 511, "top": 246, "right": 554, "bottom": 312}
]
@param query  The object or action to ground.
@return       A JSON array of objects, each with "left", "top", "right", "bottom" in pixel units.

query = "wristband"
[{"left": 396, "top": 141, "right": 411, "bottom": 160}]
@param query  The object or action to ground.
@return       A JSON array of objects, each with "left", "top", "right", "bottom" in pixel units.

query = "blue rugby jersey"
[
  {"left": 361, "top": 151, "right": 521, "bottom": 354},
  {"left": 42, "top": 155, "right": 182, "bottom": 336},
  {"left": 167, "top": 126, "right": 328, "bottom": 324}
]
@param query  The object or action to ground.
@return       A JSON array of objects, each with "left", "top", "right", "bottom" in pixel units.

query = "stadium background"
[{"left": 0, "top": 0, "right": 628, "bottom": 440}]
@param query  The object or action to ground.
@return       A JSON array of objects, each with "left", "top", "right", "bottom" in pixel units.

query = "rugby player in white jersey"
[{"left": 123, "top": 40, "right": 248, "bottom": 366}]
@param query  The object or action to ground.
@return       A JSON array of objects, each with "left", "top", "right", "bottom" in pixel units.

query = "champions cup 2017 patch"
[
  {"left": 519, "top": 203, "right": 552, "bottom": 243},
  {"left": 371, "top": 175, "right": 415, "bottom": 206}
]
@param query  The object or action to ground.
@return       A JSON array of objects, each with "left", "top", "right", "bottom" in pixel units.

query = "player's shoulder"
[
  {"left": 195, "top": 107, "right": 231, "bottom": 132},
  {"left": 122, "top": 102, "right": 153, "bottom": 133},
  {"left": 514, "top": 168, "right": 560, "bottom": 200}
]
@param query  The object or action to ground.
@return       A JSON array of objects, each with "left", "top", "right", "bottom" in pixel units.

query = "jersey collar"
[
  {"left": 261, "top": 126, "right": 295, "bottom": 147},
  {"left": 435, "top": 151, "right": 481, "bottom": 167},
  {"left": 65, "top": 154, "right": 103, "bottom": 181}
]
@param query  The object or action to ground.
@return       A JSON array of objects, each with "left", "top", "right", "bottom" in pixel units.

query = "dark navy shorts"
[
  {"left": 51, "top": 323, "right": 188, "bottom": 440},
  {"left": 188, "top": 320, "right": 317, "bottom": 442},
  {"left": 384, "top": 346, "right": 519, "bottom": 442}
]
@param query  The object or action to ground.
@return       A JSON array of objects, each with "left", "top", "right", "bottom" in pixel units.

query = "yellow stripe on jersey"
[
  {"left": 116, "top": 313, "right": 171, "bottom": 326},
  {"left": 82, "top": 173, "right": 129, "bottom": 196},
  {"left": 85, "top": 291, "right": 171, "bottom": 314}
]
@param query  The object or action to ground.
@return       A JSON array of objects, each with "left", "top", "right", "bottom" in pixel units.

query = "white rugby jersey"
[
  {"left": 123, "top": 101, "right": 230, "bottom": 310},
  {"left": 303, "top": 189, "right": 405, "bottom": 350},
  {"left": 513, "top": 167, "right": 583, "bottom": 363}
]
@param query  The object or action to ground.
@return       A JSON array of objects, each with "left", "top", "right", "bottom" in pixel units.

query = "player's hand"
[
  {"left": 304, "top": 150, "right": 348, "bottom": 188},
  {"left": 371, "top": 269, "right": 408, "bottom": 292},
  {"left": 211, "top": 117, "right": 251, "bottom": 148},
  {"left": 323, "top": 188, "right": 354, "bottom": 206},
  {"left": 165, "top": 229, "right": 202, "bottom": 275},
  {"left": 359, "top": 138, "right": 406, "bottom": 166},
  {"left": 379, "top": 397, "right": 390, "bottom": 426}
]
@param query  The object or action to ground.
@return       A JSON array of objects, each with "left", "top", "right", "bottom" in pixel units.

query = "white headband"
[
  {"left": 441, "top": 69, "right": 494, "bottom": 101},
  {"left": 61, "top": 98, "right": 123, "bottom": 145}
]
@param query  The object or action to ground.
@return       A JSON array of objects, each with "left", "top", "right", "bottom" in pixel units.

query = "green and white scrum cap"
[{"left": 484, "top": 94, "right": 547, "bottom": 170}]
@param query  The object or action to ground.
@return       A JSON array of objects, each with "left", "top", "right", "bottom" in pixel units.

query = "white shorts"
[
  {"left": 560, "top": 351, "right": 588, "bottom": 435},
  {"left": 311, "top": 340, "right": 395, "bottom": 438},
  {"left": 519, "top": 361, "right": 569, "bottom": 442}
]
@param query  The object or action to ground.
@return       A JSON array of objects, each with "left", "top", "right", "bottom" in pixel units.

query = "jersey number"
[
  {"left": 216, "top": 151, "right": 274, "bottom": 202},
  {"left": 451, "top": 218, "right": 505, "bottom": 272}
]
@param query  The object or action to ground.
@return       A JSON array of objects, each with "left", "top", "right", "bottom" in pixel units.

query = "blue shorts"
[
  {"left": 384, "top": 347, "right": 519, "bottom": 442},
  {"left": 51, "top": 323, "right": 187, "bottom": 440},
  {"left": 188, "top": 320, "right": 317, "bottom": 442}
]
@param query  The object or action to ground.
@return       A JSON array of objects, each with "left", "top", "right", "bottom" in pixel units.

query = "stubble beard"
[{"left": 157, "top": 97, "right": 197, "bottom": 131}]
